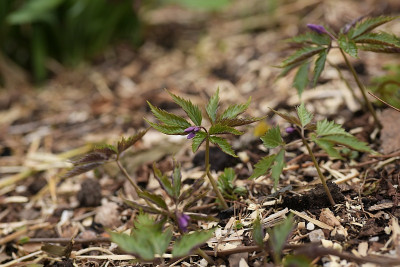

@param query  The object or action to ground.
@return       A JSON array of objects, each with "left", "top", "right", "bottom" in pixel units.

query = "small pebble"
[
  {"left": 369, "top": 236, "right": 379, "bottom": 242},
  {"left": 297, "top": 221, "right": 306, "bottom": 230},
  {"left": 309, "top": 229, "right": 325, "bottom": 242},
  {"left": 307, "top": 222, "right": 315, "bottom": 231}
]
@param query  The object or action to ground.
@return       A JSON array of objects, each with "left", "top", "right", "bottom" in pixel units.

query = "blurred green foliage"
[
  {"left": 1, "top": 0, "right": 142, "bottom": 83},
  {"left": 369, "top": 64, "right": 400, "bottom": 108}
]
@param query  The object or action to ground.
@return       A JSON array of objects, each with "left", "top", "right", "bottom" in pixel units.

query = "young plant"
[
  {"left": 109, "top": 212, "right": 215, "bottom": 264},
  {"left": 280, "top": 15, "right": 400, "bottom": 128},
  {"left": 63, "top": 129, "right": 148, "bottom": 195},
  {"left": 369, "top": 64, "right": 400, "bottom": 108},
  {"left": 217, "top": 167, "right": 247, "bottom": 200},
  {"left": 146, "top": 88, "right": 262, "bottom": 209},
  {"left": 250, "top": 103, "right": 372, "bottom": 206}
]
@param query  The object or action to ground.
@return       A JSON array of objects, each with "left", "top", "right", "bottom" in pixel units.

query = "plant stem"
[
  {"left": 116, "top": 160, "right": 140, "bottom": 193},
  {"left": 339, "top": 49, "right": 382, "bottom": 129},
  {"left": 301, "top": 137, "right": 336, "bottom": 206},
  {"left": 196, "top": 248, "right": 215, "bottom": 265},
  {"left": 205, "top": 138, "right": 229, "bottom": 209}
]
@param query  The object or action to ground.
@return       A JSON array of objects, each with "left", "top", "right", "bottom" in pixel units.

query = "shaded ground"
[{"left": 1, "top": 0, "right": 400, "bottom": 266}]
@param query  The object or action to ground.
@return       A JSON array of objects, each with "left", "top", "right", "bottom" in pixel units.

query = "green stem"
[
  {"left": 339, "top": 49, "right": 382, "bottom": 129},
  {"left": 205, "top": 137, "right": 229, "bottom": 210},
  {"left": 301, "top": 137, "right": 335, "bottom": 206}
]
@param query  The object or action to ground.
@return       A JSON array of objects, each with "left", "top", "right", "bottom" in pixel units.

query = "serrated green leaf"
[
  {"left": 219, "top": 97, "right": 251, "bottom": 120},
  {"left": 310, "top": 32, "right": 332, "bottom": 46},
  {"left": 358, "top": 44, "right": 400, "bottom": 53},
  {"left": 145, "top": 119, "right": 187, "bottom": 135},
  {"left": 153, "top": 163, "right": 174, "bottom": 198},
  {"left": 279, "top": 61, "right": 305, "bottom": 78},
  {"left": 147, "top": 101, "right": 191, "bottom": 128},
  {"left": 117, "top": 129, "right": 149, "bottom": 154},
  {"left": 312, "top": 49, "right": 328, "bottom": 87},
  {"left": 339, "top": 35, "right": 358, "bottom": 58},
  {"left": 253, "top": 216, "right": 264, "bottom": 247},
  {"left": 167, "top": 91, "right": 202, "bottom": 126},
  {"left": 192, "top": 131, "right": 207, "bottom": 153},
  {"left": 261, "top": 126, "right": 284, "bottom": 148},
  {"left": 296, "top": 103, "right": 313, "bottom": 127},
  {"left": 269, "top": 214, "right": 294, "bottom": 256},
  {"left": 293, "top": 61, "right": 310, "bottom": 96},
  {"left": 137, "top": 191, "right": 168, "bottom": 211},
  {"left": 281, "top": 46, "right": 325, "bottom": 67},
  {"left": 312, "top": 135, "right": 343, "bottom": 160},
  {"left": 286, "top": 32, "right": 331, "bottom": 46},
  {"left": 209, "top": 136, "right": 237, "bottom": 157},
  {"left": 94, "top": 144, "right": 118, "bottom": 155},
  {"left": 218, "top": 117, "right": 264, "bottom": 127},
  {"left": 218, "top": 167, "right": 237, "bottom": 198},
  {"left": 354, "top": 32, "right": 400, "bottom": 47},
  {"left": 350, "top": 16, "right": 398, "bottom": 39},
  {"left": 270, "top": 108, "right": 301, "bottom": 127},
  {"left": 172, "top": 229, "right": 215, "bottom": 258},
  {"left": 316, "top": 119, "right": 351, "bottom": 137},
  {"left": 271, "top": 149, "right": 285, "bottom": 189},
  {"left": 209, "top": 124, "right": 243, "bottom": 135},
  {"left": 249, "top": 154, "right": 277, "bottom": 179},
  {"left": 206, "top": 88, "right": 219, "bottom": 124},
  {"left": 319, "top": 135, "right": 372, "bottom": 153}
]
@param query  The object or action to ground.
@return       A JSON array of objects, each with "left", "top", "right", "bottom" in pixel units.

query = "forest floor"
[{"left": 2, "top": 0, "right": 400, "bottom": 266}]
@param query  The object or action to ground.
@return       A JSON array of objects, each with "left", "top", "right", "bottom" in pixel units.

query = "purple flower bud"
[
  {"left": 307, "top": 24, "right": 327, "bottom": 34},
  {"left": 177, "top": 212, "right": 190, "bottom": 232},
  {"left": 285, "top": 127, "right": 296, "bottom": 134},
  {"left": 184, "top": 126, "right": 200, "bottom": 139}
]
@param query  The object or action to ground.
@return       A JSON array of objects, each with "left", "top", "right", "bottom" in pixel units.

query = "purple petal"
[
  {"left": 285, "top": 127, "right": 296, "bottom": 134},
  {"left": 177, "top": 213, "right": 190, "bottom": 232},
  {"left": 193, "top": 126, "right": 200, "bottom": 133},
  {"left": 307, "top": 24, "right": 326, "bottom": 34},
  {"left": 187, "top": 132, "right": 196, "bottom": 139},
  {"left": 184, "top": 126, "right": 196, "bottom": 133}
]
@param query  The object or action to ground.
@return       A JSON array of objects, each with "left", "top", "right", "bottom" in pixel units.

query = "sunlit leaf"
[
  {"left": 218, "top": 117, "right": 264, "bottom": 127},
  {"left": 147, "top": 101, "right": 191, "bottom": 128},
  {"left": 145, "top": 119, "right": 187, "bottom": 135},
  {"left": 296, "top": 103, "right": 313, "bottom": 127},
  {"left": 281, "top": 46, "right": 325, "bottom": 67},
  {"left": 206, "top": 88, "right": 219, "bottom": 124},
  {"left": 209, "top": 124, "right": 243, "bottom": 135},
  {"left": 117, "top": 129, "right": 149, "bottom": 154},
  {"left": 261, "top": 126, "right": 284, "bottom": 148},
  {"left": 219, "top": 97, "right": 251, "bottom": 120},
  {"left": 316, "top": 119, "right": 351, "bottom": 137},
  {"left": 319, "top": 135, "right": 372, "bottom": 153},
  {"left": 338, "top": 35, "right": 358, "bottom": 58},
  {"left": 167, "top": 90, "right": 202, "bottom": 126},
  {"left": 350, "top": 16, "right": 399, "bottom": 39},
  {"left": 312, "top": 135, "right": 343, "bottom": 160},
  {"left": 354, "top": 32, "right": 400, "bottom": 47},
  {"left": 192, "top": 131, "right": 207, "bottom": 153}
]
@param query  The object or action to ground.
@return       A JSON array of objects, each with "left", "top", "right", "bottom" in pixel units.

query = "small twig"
[
  {"left": 27, "top": 237, "right": 111, "bottom": 244},
  {"left": 368, "top": 91, "right": 400, "bottom": 112}
]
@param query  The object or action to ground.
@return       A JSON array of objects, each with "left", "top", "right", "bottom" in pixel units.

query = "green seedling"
[
  {"left": 217, "top": 167, "right": 247, "bottom": 200},
  {"left": 146, "top": 88, "right": 263, "bottom": 209},
  {"left": 369, "top": 64, "right": 400, "bottom": 108},
  {"left": 250, "top": 103, "right": 372, "bottom": 205},
  {"left": 109, "top": 212, "right": 214, "bottom": 264},
  {"left": 280, "top": 15, "right": 400, "bottom": 128}
]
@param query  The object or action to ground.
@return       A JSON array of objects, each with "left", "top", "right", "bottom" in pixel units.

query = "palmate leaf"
[
  {"left": 249, "top": 154, "right": 277, "bottom": 179},
  {"left": 147, "top": 101, "right": 191, "bottom": 128},
  {"left": 316, "top": 119, "right": 352, "bottom": 137},
  {"left": 206, "top": 88, "right": 219, "bottom": 124},
  {"left": 271, "top": 149, "right": 285, "bottom": 189},
  {"left": 209, "top": 136, "right": 237, "bottom": 157},
  {"left": 270, "top": 108, "right": 301, "bottom": 127},
  {"left": 319, "top": 135, "right": 372, "bottom": 153},
  {"left": 137, "top": 190, "right": 168, "bottom": 211},
  {"left": 338, "top": 34, "right": 358, "bottom": 58},
  {"left": 167, "top": 90, "right": 202, "bottom": 126},
  {"left": 349, "top": 16, "right": 399, "bottom": 39},
  {"left": 286, "top": 32, "right": 331, "bottom": 46},
  {"left": 172, "top": 229, "right": 215, "bottom": 258},
  {"left": 219, "top": 97, "right": 251, "bottom": 120},
  {"left": 117, "top": 129, "right": 149, "bottom": 154},
  {"left": 354, "top": 32, "right": 400, "bottom": 48},
  {"left": 261, "top": 126, "right": 284, "bottom": 148},
  {"left": 281, "top": 46, "right": 325, "bottom": 67},
  {"left": 296, "top": 103, "right": 313, "bottom": 127},
  {"left": 218, "top": 117, "right": 264, "bottom": 127},
  {"left": 145, "top": 119, "right": 187, "bottom": 135},
  {"left": 312, "top": 48, "right": 328, "bottom": 86},
  {"left": 312, "top": 135, "right": 343, "bottom": 160},
  {"left": 293, "top": 61, "right": 309, "bottom": 96},
  {"left": 209, "top": 124, "right": 243, "bottom": 135},
  {"left": 192, "top": 131, "right": 207, "bottom": 153}
]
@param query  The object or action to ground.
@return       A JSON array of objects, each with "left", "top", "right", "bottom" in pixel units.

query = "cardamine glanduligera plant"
[
  {"left": 250, "top": 103, "right": 372, "bottom": 206},
  {"left": 280, "top": 15, "right": 400, "bottom": 128},
  {"left": 145, "top": 88, "right": 263, "bottom": 209}
]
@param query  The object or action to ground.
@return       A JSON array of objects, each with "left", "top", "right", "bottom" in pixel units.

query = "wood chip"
[{"left": 290, "top": 209, "right": 333, "bottom": 230}]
